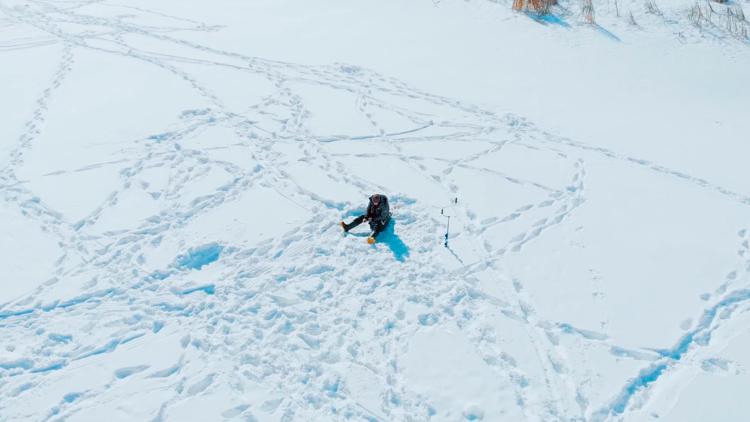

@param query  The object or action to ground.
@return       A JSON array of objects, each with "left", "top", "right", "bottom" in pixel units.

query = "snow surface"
[{"left": 1, "top": 0, "right": 749, "bottom": 421}]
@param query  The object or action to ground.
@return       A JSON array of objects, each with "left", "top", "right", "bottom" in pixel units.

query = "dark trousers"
[{"left": 344, "top": 215, "right": 390, "bottom": 236}]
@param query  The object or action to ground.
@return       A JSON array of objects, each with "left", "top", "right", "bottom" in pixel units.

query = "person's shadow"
[
  {"left": 343, "top": 210, "right": 410, "bottom": 261},
  {"left": 375, "top": 220, "right": 410, "bottom": 262}
]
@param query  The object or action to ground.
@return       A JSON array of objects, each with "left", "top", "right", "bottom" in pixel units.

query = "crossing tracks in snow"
[{"left": 1, "top": 1, "right": 749, "bottom": 421}]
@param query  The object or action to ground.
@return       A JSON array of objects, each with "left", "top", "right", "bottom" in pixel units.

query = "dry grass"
[
  {"left": 628, "top": 10, "right": 639, "bottom": 25},
  {"left": 726, "top": 5, "right": 748, "bottom": 38},
  {"left": 689, "top": 1, "right": 748, "bottom": 39},
  {"left": 513, "top": 0, "right": 557, "bottom": 15},
  {"left": 582, "top": 0, "right": 596, "bottom": 23},
  {"left": 688, "top": 1, "right": 709, "bottom": 26},
  {"left": 644, "top": 0, "right": 663, "bottom": 16}
]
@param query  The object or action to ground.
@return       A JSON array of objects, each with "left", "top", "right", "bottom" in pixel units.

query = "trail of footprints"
[{"left": 1, "top": 2, "right": 748, "bottom": 421}]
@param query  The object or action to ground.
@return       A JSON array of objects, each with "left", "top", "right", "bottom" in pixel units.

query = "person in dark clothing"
[{"left": 341, "top": 194, "right": 391, "bottom": 243}]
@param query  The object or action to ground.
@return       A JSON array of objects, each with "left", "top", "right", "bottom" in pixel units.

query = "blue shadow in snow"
[
  {"left": 175, "top": 243, "right": 223, "bottom": 270},
  {"left": 593, "top": 24, "right": 621, "bottom": 42},
  {"left": 446, "top": 244, "right": 464, "bottom": 264},
  {"left": 529, "top": 11, "right": 620, "bottom": 41},
  {"left": 376, "top": 220, "right": 410, "bottom": 262},
  {"left": 530, "top": 12, "right": 571, "bottom": 28}
]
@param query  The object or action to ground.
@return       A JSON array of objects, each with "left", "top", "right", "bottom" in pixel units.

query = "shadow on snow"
[
  {"left": 528, "top": 11, "right": 571, "bottom": 28},
  {"left": 376, "top": 220, "right": 410, "bottom": 262},
  {"left": 347, "top": 219, "right": 410, "bottom": 261}
]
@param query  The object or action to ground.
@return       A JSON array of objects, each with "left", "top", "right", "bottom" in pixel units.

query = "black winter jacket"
[{"left": 366, "top": 194, "right": 390, "bottom": 225}]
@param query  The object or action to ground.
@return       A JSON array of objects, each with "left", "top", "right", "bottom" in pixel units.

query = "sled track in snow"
[{"left": 1, "top": 1, "right": 749, "bottom": 421}]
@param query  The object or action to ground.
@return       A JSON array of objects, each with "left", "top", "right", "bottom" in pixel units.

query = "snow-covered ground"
[{"left": 1, "top": 0, "right": 749, "bottom": 420}]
